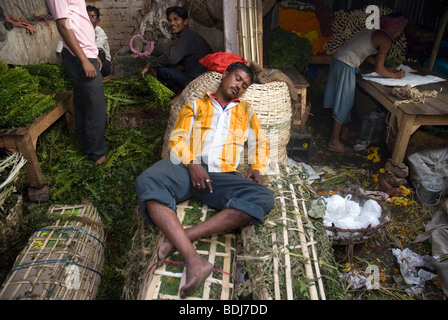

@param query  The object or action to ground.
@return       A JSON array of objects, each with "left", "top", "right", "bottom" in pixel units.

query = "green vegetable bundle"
[
  {"left": 20, "top": 64, "right": 71, "bottom": 92},
  {"left": 267, "top": 27, "right": 312, "bottom": 71},
  {"left": 103, "top": 75, "right": 173, "bottom": 121},
  {"left": 0, "top": 61, "right": 56, "bottom": 129}
]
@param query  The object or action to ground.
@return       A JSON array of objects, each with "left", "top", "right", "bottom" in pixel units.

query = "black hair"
[
  {"left": 86, "top": 5, "right": 100, "bottom": 18},
  {"left": 226, "top": 62, "right": 255, "bottom": 85},
  {"left": 166, "top": 6, "right": 188, "bottom": 20}
]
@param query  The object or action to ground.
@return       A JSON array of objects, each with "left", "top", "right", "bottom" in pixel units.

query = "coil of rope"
[{"left": 392, "top": 84, "right": 439, "bottom": 106}]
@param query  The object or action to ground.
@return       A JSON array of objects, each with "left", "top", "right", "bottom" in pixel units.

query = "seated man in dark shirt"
[{"left": 141, "top": 6, "right": 212, "bottom": 89}]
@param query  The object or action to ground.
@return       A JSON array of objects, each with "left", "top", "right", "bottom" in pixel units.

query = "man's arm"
[
  {"left": 151, "top": 31, "right": 190, "bottom": 69},
  {"left": 246, "top": 109, "right": 269, "bottom": 184},
  {"left": 55, "top": 18, "right": 97, "bottom": 78},
  {"left": 371, "top": 31, "right": 405, "bottom": 79},
  {"left": 169, "top": 102, "right": 213, "bottom": 193}
]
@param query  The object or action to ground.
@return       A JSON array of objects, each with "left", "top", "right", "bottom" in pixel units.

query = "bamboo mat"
[
  {"left": 239, "top": 164, "right": 329, "bottom": 300},
  {"left": 136, "top": 200, "right": 236, "bottom": 300}
]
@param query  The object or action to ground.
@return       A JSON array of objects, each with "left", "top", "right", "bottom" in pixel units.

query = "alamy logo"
[{"left": 366, "top": 5, "right": 380, "bottom": 30}]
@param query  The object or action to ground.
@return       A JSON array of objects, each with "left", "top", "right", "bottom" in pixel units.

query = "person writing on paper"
[
  {"left": 135, "top": 62, "right": 274, "bottom": 298},
  {"left": 324, "top": 15, "right": 408, "bottom": 153}
]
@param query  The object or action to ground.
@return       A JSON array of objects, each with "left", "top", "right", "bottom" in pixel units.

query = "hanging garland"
[{"left": 129, "top": 34, "right": 155, "bottom": 57}]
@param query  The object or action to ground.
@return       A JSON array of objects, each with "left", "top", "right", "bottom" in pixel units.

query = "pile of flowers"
[{"left": 278, "top": 6, "right": 331, "bottom": 55}]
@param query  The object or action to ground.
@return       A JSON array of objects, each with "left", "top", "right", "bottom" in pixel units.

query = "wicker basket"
[
  {"left": 322, "top": 189, "right": 391, "bottom": 247},
  {"left": 161, "top": 71, "right": 292, "bottom": 167},
  {"left": 0, "top": 204, "right": 106, "bottom": 300}
]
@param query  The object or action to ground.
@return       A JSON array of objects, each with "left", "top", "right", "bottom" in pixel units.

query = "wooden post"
[
  {"left": 428, "top": 6, "right": 448, "bottom": 70},
  {"left": 223, "top": 0, "right": 239, "bottom": 54}
]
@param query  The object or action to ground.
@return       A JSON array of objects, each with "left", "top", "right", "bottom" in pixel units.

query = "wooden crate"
[
  {"left": 135, "top": 199, "right": 236, "bottom": 300},
  {"left": 279, "top": 68, "right": 310, "bottom": 134},
  {"left": 0, "top": 204, "right": 105, "bottom": 300}
]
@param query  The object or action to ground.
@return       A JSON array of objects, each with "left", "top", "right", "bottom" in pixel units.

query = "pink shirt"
[{"left": 46, "top": 0, "right": 98, "bottom": 59}]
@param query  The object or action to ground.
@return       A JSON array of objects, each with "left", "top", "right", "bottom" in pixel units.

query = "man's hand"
[
  {"left": 393, "top": 70, "right": 406, "bottom": 79},
  {"left": 246, "top": 170, "right": 263, "bottom": 185},
  {"left": 81, "top": 59, "right": 97, "bottom": 79},
  {"left": 187, "top": 163, "right": 213, "bottom": 193},
  {"left": 141, "top": 63, "right": 151, "bottom": 78},
  {"left": 97, "top": 57, "right": 103, "bottom": 71}
]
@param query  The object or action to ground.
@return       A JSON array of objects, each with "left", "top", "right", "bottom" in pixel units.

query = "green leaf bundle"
[
  {"left": 20, "top": 64, "right": 71, "bottom": 92},
  {"left": 267, "top": 27, "right": 312, "bottom": 71},
  {"left": 0, "top": 60, "right": 56, "bottom": 129}
]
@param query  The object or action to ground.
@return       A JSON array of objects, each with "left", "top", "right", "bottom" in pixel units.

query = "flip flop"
[{"left": 328, "top": 143, "right": 351, "bottom": 153}]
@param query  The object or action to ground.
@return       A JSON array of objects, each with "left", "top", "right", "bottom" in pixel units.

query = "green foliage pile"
[
  {"left": 28, "top": 112, "right": 167, "bottom": 299},
  {"left": 104, "top": 75, "right": 174, "bottom": 122},
  {"left": 0, "top": 61, "right": 56, "bottom": 129},
  {"left": 20, "top": 64, "right": 71, "bottom": 92},
  {"left": 267, "top": 27, "right": 312, "bottom": 71}
]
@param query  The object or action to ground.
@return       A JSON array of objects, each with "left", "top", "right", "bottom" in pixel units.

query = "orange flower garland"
[{"left": 278, "top": 7, "right": 332, "bottom": 55}]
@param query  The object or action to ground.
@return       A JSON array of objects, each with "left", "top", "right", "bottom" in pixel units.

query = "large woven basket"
[
  {"left": 0, "top": 204, "right": 106, "bottom": 300},
  {"left": 322, "top": 188, "right": 391, "bottom": 247},
  {"left": 161, "top": 71, "right": 292, "bottom": 167}
]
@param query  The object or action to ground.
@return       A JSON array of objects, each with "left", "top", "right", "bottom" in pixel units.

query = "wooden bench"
[
  {"left": 0, "top": 91, "right": 74, "bottom": 200},
  {"left": 279, "top": 68, "right": 310, "bottom": 133}
]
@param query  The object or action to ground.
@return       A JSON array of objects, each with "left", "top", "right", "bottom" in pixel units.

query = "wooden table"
[
  {"left": 357, "top": 65, "right": 448, "bottom": 166},
  {"left": 0, "top": 92, "right": 74, "bottom": 192},
  {"left": 279, "top": 68, "right": 310, "bottom": 133}
]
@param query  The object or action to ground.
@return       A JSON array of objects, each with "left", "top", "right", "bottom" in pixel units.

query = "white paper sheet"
[{"left": 362, "top": 64, "right": 446, "bottom": 87}]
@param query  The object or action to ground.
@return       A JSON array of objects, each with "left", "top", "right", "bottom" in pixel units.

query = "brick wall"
[{"left": 85, "top": 0, "right": 147, "bottom": 55}]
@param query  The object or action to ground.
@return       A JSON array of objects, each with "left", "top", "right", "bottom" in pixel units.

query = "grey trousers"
[
  {"left": 62, "top": 48, "right": 107, "bottom": 162},
  {"left": 135, "top": 159, "right": 275, "bottom": 226}
]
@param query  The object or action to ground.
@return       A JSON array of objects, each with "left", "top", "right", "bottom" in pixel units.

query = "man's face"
[
  {"left": 167, "top": 12, "right": 188, "bottom": 34},
  {"left": 219, "top": 68, "right": 252, "bottom": 101},
  {"left": 88, "top": 10, "right": 99, "bottom": 28}
]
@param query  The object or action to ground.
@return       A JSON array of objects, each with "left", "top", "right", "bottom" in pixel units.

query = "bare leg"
[
  {"left": 329, "top": 120, "right": 351, "bottom": 153},
  {"left": 146, "top": 201, "right": 213, "bottom": 298},
  {"left": 157, "top": 208, "right": 252, "bottom": 264},
  {"left": 329, "top": 119, "right": 343, "bottom": 148}
]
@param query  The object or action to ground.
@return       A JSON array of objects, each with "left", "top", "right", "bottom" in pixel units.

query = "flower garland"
[{"left": 129, "top": 34, "right": 155, "bottom": 57}]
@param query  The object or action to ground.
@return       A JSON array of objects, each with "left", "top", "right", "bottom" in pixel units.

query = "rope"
[
  {"left": 11, "top": 259, "right": 102, "bottom": 277},
  {"left": 392, "top": 84, "right": 438, "bottom": 106},
  {"left": 37, "top": 227, "right": 105, "bottom": 249},
  {"left": 129, "top": 34, "right": 155, "bottom": 57},
  {"left": 387, "top": 85, "right": 439, "bottom": 142}
]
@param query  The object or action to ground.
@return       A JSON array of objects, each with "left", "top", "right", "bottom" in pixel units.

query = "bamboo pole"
[
  {"left": 276, "top": 176, "right": 294, "bottom": 299},
  {"left": 284, "top": 172, "right": 319, "bottom": 300}
]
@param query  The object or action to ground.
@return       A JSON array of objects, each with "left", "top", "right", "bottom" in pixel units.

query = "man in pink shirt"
[{"left": 46, "top": 0, "right": 107, "bottom": 164}]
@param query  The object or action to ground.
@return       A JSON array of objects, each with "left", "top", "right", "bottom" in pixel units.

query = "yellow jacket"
[{"left": 169, "top": 93, "right": 269, "bottom": 174}]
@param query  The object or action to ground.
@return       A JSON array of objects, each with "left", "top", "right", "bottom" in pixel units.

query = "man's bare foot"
[
  {"left": 95, "top": 155, "right": 107, "bottom": 164},
  {"left": 179, "top": 257, "right": 213, "bottom": 299},
  {"left": 156, "top": 238, "right": 176, "bottom": 267}
]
